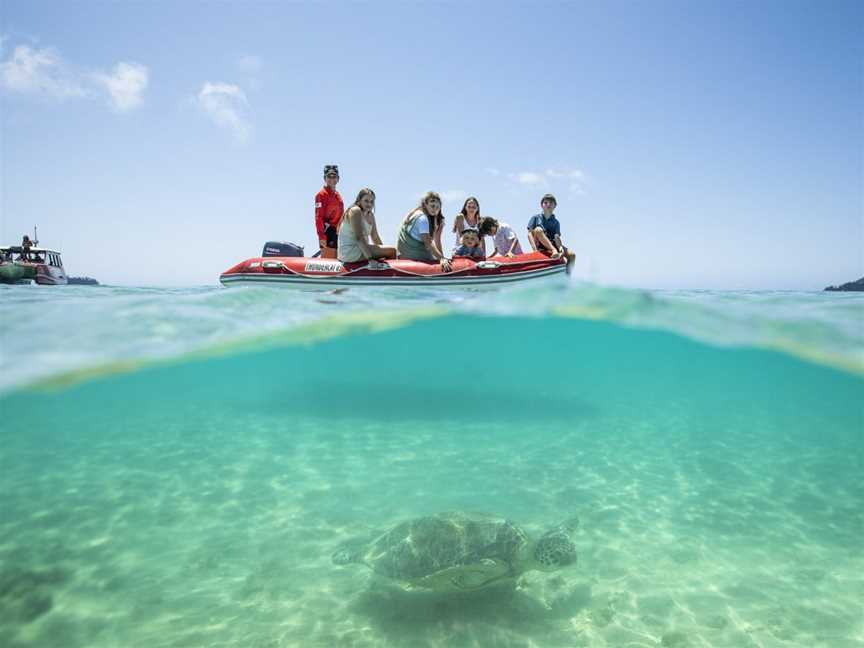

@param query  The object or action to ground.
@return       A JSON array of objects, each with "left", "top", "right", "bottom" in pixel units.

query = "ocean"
[{"left": 0, "top": 281, "right": 861, "bottom": 647}]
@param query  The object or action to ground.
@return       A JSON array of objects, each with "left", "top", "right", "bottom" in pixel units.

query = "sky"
[{"left": 1, "top": 0, "right": 861, "bottom": 289}]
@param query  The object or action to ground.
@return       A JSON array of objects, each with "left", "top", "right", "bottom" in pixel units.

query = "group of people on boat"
[
  {"left": 2, "top": 235, "right": 43, "bottom": 263},
  {"left": 314, "top": 165, "right": 576, "bottom": 272}
]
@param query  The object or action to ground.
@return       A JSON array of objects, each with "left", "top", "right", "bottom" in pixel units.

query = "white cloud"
[
  {"left": 485, "top": 167, "right": 501, "bottom": 176},
  {"left": 195, "top": 82, "right": 252, "bottom": 143},
  {"left": 496, "top": 166, "right": 589, "bottom": 195},
  {"left": 509, "top": 171, "right": 547, "bottom": 186},
  {"left": 0, "top": 44, "right": 85, "bottom": 99},
  {"left": 544, "top": 168, "right": 586, "bottom": 181},
  {"left": 92, "top": 62, "right": 148, "bottom": 112},
  {"left": 0, "top": 41, "right": 148, "bottom": 112}
]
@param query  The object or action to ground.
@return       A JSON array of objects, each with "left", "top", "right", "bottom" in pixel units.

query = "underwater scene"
[{"left": 0, "top": 282, "right": 862, "bottom": 648}]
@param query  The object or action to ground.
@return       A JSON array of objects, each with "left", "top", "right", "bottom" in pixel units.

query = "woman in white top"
[
  {"left": 337, "top": 188, "right": 396, "bottom": 263},
  {"left": 451, "top": 196, "right": 485, "bottom": 255}
]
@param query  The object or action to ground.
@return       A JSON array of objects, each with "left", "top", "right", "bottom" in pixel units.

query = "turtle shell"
[{"left": 361, "top": 511, "right": 529, "bottom": 583}]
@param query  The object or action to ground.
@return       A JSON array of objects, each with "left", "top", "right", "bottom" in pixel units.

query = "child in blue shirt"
[
  {"left": 527, "top": 193, "right": 575, "bottom": 272},
  {"left": 452, "top": 228, "right": 485, "bottom": 259}
]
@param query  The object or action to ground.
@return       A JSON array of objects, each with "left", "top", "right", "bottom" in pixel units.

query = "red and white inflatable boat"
[{"left": 220, "top": 252, "right": 566, "bottom": 288}]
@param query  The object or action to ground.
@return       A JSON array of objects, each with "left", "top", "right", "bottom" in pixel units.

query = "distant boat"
[{"left": 0, "top": 245, "right": 68, "bottom": 285}]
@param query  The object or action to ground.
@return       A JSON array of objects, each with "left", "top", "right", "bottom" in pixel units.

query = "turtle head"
[
  {"left": 532, "top": 528, "right": 578, "bottom": 572},
  {"left": 559, "top": 515, "right": 580, "bottom": 533},
  {"left": 332, "top": 547, "right": 360, "bottom": 566}
]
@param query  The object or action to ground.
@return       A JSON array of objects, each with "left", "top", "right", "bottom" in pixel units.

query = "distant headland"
[
  {"left": 824, "top": 277, "right": 864, "bottom": 292},
  {"left": 68, "top": 276, "right": 100, "bottom": 286}
]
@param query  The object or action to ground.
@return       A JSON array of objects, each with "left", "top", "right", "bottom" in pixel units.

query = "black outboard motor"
[{"left": 262, "top": 241, "right": 304, "bottom": 257}]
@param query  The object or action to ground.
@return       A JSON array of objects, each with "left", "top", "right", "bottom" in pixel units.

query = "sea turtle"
[{"left": 331, "top": 511, "right": 579, "bottom": 593}]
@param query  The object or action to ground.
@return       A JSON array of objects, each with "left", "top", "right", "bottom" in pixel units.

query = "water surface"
[{"left": 1, "top": 283, "right": 862, "bottom": 647}]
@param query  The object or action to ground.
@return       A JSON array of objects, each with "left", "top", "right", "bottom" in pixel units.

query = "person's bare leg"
[
  {"left": 368, "top": 244, "right": 397, "bottom": 259},
  {"left": 532, "top": 228, "right": 558, "bottom": 256}
]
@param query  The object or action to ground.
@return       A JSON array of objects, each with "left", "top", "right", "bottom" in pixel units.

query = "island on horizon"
[
  {"left": 68, "top": 276, "right": 100, "bottom": 286},
  {"left": 824, "top": 277, "right": 864, "bottom": 292}
]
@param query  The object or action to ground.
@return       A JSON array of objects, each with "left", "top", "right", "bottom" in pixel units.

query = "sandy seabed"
[{"left": 1, "top": 387, "right": 861, "bottom": 648}]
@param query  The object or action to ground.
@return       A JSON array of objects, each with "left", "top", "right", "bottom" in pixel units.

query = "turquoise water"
[{"left": 0, "top": 283, "right": 862, "bottom": 647}]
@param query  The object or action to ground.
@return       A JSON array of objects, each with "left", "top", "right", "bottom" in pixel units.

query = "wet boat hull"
[{"left": 220, "top": 253, "right": 567, "bottom": 288}]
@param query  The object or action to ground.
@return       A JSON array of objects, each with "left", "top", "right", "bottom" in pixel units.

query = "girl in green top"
[{"left": 396, "top": 191, "right": 452, "bottom": 271}]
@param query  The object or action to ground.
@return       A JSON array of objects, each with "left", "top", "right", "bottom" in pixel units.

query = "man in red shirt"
[{"left": 315, "top": 164, "right": 344, "bottom": 258}]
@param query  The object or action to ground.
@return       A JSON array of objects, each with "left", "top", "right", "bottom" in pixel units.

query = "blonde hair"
[
  {"left": 350, "top": 188, "right": 375, "bottom": 212},
  {"left": 342, "top": 188, "right": 375, "bottom": 222},
  {"left": 337, "top": 188, "right": 374, "bottom": 240}
]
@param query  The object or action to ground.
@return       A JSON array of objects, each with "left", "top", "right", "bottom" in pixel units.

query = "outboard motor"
[{"left": 262, "top": 241, "right": 304, "bottom": 257}]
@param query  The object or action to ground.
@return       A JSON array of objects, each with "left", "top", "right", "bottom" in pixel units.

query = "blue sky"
[{"left": 1, "top": 1, "right": 861, "bottom": 288}]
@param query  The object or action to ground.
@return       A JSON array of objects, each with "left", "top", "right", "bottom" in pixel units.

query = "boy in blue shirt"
[
  {"left": 527, "top": 193, "right": 575, "bottom": 272},
  {"left": 452, "top": 228, "right": 485, "bottom": 259}
]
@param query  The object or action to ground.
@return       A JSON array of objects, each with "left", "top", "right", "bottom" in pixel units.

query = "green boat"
[
  {"left": 0, "top": 260, "right": 37, "bottom": 284},
  {"left": 1, "top": 243, "right": 67, "bottom": 285}
]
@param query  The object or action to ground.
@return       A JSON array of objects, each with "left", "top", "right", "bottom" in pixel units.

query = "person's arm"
[
  {"left": 421, "top": 234, "right": 447, "bottom": 260},
  {"left": 314, "top": 193, "right": 327, "bottom": 247},
  {"left": 334, "top": 195, "right": 345, "bottom": 231},
  {"left": 506, "top": 235, "right": 519, "bottom": 257},
  {"left": 370, "top": 215, "right": 384, "bottom": 246},
  {"left": 452, "top": 215, "right": 462, "bottom": 235},
  {"left": 434, "top": 218, "right": 444, "bottom": 254},
  {"left": 421, "top": 234, "right": 452, "bottom": 271},
  {"left": 526, "top": 216, "right": 538, "bottom": 251}
]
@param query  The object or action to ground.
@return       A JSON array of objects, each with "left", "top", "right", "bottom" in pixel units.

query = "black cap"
[{"left": 323, "top": 165, "right": 339, "bottom": 177}]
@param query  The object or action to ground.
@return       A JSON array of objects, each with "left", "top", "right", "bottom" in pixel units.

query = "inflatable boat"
[{"left": 220, "top": 249, "right": 566, "bottom": 288}]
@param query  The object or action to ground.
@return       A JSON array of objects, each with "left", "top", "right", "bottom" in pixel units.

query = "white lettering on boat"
[{"left": 304, "top": 261, "right": 344, "bottom": 273}]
